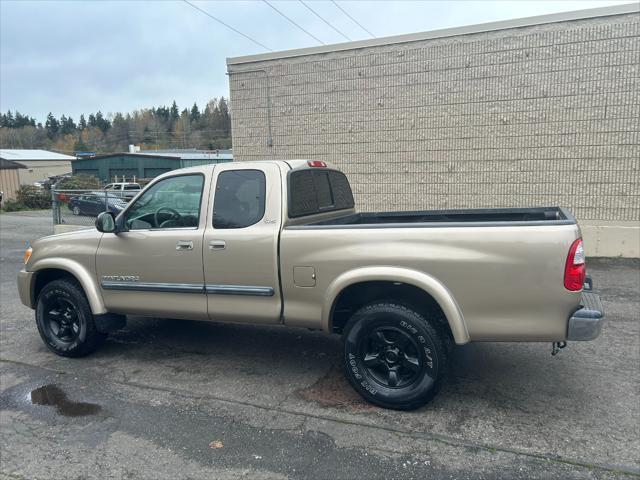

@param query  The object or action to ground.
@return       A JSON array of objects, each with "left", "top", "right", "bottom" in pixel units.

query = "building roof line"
[
  {"left": 75, "top": 152, "right": 234, "bottom": 161},
  {"left": 0, "top": 149, "right": 76, "bottom": 161},
  {"left": 75, "top": 153, "right": 182, "bottom": 161},
  {"left": 0, "top": 158, "right": 27, "bottom": 169},
  {"left": 226, "top": 3, "right": 638, "bottom": 66}
]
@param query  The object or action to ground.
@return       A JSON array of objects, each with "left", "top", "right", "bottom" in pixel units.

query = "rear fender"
[{"left": 323, "top": 266, "right": 470, "bottom": 344}]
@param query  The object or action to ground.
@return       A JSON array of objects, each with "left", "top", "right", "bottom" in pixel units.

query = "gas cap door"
[{"left": 293, "top": 266, "right": 316, "bottom": 287}]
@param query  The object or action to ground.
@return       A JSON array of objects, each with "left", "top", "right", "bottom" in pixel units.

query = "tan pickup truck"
[{"left": 18, "top": 160, "right": 604, "bottom": 410}]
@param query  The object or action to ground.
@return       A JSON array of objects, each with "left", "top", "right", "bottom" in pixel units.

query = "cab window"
[
  {"left": 288, "top": 169, "right": 355, "bottom": 218},
  {"left": 124, "top": 174, "right": 204, "bottom": 230},
  {"left": 213, "top": 170, "right": 266, "bottom": 229}
]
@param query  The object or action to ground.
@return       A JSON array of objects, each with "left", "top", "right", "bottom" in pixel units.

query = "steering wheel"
[{"left": 154, "top": 207, "right": 181, "bottom": 228}]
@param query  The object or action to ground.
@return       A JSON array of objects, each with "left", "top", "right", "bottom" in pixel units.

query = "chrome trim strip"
[
  {"left": 286, "top": 219, "right": 576, "bottom": 230},
  {"left": 100, "top": 281, "right": 274, "bottom": 296},
  {"left": 206, "top": 285, "right": 274, "bottom": 296},
  {"left": 101, "top": 281, "right": 204, "bottom": 293}
]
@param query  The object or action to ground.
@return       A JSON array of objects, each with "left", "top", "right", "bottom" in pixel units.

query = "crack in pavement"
[{"left": 2, "top": 357, "right": 638, "bottom": 477}]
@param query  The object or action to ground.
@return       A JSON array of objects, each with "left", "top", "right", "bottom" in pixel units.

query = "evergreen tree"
[
  {"left": 45, "top": 113, "right": 60, "bottom": 139},
  {"left": 0, "top": 98, "right": 232, "bottom": 153},
  {"left": 60, "top": 115, "right": 76, "bottom": 135},
  {"left": 154, "top": 105, "right": 170, "bottom": 124},
  {"left": 94, "top": 111, "right": 110, "bottom": 133},
  {"left": 170, "top": 101, "right": 179, "bottom": 123},
  {"left": 218, "top": 97, "right": 230, "bottom": 136},
  {"left": 14, "top": 112, "right": 32, "bottom": 128},
  {"left": 190, "top": 102, "right": 200, "bottom": 122}
]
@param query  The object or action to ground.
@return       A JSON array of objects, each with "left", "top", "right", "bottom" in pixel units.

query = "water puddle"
[{"left": 30, "top": 384, "right": 101, "bottom": 417}]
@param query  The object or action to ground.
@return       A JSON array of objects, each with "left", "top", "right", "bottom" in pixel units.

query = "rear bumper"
[
  {"left": 567, "top": 291, "right": 604, "bottom": 341},
  {"left": 17, "top": 269, "right": 35, "bottom": 309}
]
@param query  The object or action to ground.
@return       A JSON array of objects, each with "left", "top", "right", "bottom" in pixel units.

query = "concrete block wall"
[{"left": 227, "top": 7, "right": 640, "bottom": 257}]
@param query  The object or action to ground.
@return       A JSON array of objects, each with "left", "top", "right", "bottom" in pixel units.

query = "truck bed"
[{"left": 299, "top": 207, "right": 576, "bottom": 229}]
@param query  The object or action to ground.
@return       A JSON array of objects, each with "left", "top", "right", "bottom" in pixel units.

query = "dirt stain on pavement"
[
  {"left": 30, "top": 384, "right": 101, "bottom": 417},
  {"left": 296, "top": 364, "right": 378, "bottom": 412}
]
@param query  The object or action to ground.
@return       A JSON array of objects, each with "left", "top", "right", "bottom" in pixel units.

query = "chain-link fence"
[{"left": 52, "top": 189, "right": 131, "bottom": 228}]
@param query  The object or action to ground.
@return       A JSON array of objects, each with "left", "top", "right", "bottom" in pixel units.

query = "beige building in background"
[
  {"left": 0, "top": 149, "right": 74, "bottom": 186},
  {"left": 0, "top": 158, "right": 25, "bottom": 201},
  {"left": 226, "top": 4, "right": 639, "bottom": 257}
]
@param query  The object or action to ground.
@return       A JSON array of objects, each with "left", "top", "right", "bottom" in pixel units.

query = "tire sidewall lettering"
[
  {"left": 37, "top": 283, "right": 88, "bottom": 354},
  {"left": 343, "top": 305, "right": 443, "bottom": 408}
]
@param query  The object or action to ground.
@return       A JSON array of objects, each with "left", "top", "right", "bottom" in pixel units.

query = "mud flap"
[{"left": 94, "top": 313, "right": 126, "bottom": 333}]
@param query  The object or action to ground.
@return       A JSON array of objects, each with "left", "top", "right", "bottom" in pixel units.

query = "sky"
[{"left": 0, "top": 0, "right": 632, "bottom": 123}]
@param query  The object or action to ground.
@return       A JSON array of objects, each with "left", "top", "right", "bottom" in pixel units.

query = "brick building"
[{"left": 227, "top": 4, "right": 639, "bottom": 257}]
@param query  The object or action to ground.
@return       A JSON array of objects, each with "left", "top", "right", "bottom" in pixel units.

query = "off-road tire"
[
  {"left": 36, "top": 279, "right": 106, "bottom": 357},
  {"left": 342, "top": 302, "right": 449, "bottom": 410}
]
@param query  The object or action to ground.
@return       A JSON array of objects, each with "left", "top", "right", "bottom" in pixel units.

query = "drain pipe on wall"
[{"left": 226, "top": 68, "right": 274, "bottom": 151}]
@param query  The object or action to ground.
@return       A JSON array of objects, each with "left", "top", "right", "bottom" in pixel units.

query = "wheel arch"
[
  {"left": 323, "top": 267, "right": 470, "bottom": 345},
  {"left": 30, "top": 259, "right": 107, "bottom": 315}
]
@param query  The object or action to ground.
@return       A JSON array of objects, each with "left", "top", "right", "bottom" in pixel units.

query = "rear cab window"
[{"left": 288, "top": 169, "right": 355, "bottom": 218}]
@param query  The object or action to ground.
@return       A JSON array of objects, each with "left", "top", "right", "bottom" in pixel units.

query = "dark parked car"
[{"left": 68, "top": 192, "right": 127, "bottom": 216}]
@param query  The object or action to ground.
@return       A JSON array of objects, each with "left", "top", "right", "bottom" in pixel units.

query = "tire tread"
[
  {"left": 342, "top": 301, "right": 449, "bottom": 410},
  {"left": 36, "top": 278, "right": 106, "bottom": 357}
]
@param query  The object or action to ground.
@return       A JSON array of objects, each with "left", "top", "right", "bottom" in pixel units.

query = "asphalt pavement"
[{"left": 1, "top": 210, "right": 638, "bottom": 479}]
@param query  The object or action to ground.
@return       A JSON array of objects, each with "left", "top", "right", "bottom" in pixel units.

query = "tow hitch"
[{"left": 551, "top": 341, "right": 567, "bottom": 356}]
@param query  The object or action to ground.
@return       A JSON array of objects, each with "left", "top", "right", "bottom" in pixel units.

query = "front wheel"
[
  {"left": 342, "top": 302, "right": 449, "bottom": 410},
  {"left": 36, "top": 279, "right": 106, "bottom": 357},
  {"left": 72, "top": 206, "right": 81, "bottom": 216}
]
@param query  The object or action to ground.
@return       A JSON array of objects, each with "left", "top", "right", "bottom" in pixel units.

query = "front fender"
[
  {"left": 29, "top": 257, "right": 107, "bottom": 315},
  {"left": 322, "top": 266, "right": 470, "bottom": 344}
]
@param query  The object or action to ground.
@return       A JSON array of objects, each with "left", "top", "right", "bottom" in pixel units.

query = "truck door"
[
  {"left": 96, "top": 172, "right": 209, "bottom": 320},
  {"left": 203, "top": 163, "right": 282, "bottom": 324}
]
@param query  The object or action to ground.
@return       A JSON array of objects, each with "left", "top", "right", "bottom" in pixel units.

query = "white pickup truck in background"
[{"left": 103, "top": 182, "right": 141, "bottom": 201}]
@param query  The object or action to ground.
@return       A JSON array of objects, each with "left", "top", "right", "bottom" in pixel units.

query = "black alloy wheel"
[
  {"left": 359, "top": 326, "right": 423, "bottom": 389},
  {"left": 343, "top": 302, "right": 449, "bottom": 410},
  {"left": 36, "top": 279, "right": 106, "bottom": 357},
  {"left": 44, "top": 296, "right": 81, "bottom": 343}
]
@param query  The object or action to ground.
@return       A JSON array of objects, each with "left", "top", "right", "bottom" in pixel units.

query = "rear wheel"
[
  {"left": 36, "top": 279, "right": 106, "bottom": 357},
  {"left": 342, "top": 302, "right": 448, "bottom": 410}
]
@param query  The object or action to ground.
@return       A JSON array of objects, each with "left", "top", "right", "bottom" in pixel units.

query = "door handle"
[
  {"left": 176, "top": 240, "right": 193, "bottom": 251},
  {"left": 209, "top": 240, "right": 226, "bottom": 250}
]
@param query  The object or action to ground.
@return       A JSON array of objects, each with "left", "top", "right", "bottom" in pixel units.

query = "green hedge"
[
  {"left": 1, "top": 200, "right": 29, "bottom": 212},
  {"left": 56, "top": 174, "right": 102, "bottom": 189},
  {"left": 15, "top": 185, "right": 51, "bottom": 209}
]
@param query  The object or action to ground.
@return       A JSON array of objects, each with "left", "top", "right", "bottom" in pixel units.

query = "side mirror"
[{"left": 95, "top": 212, "right": 117, "bottom": 233}]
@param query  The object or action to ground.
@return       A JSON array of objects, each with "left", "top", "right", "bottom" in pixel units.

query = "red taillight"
[
  {"left": 564, "top": 238, "right": 586, "bottom": 291},
  {"left": 307, "top": 160, "right": 327, "bottom": 168}
]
